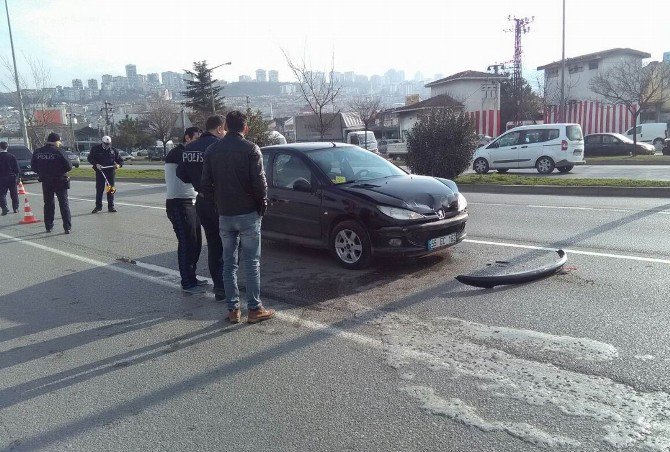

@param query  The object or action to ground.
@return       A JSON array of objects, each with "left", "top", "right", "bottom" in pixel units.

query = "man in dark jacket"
[
  {"left": 165, "top": 126, "right": 208, "bottom": 294},
  {"left": 87, "top": 135, "right": 123, "bottom": 213},
  {"left": 177, "top": 115, "right": 226, "bottom": 300},
  {"left": 31, "top": 133, "right": 73, "bottom": 233},
  {"left": 0, "top": 141, "right": 20, "bottom": 215},
  {"left": 201, "top": 110, "right": 274, "bottom": 324}
]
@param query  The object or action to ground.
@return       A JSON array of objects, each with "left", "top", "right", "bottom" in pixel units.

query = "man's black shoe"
[
  {"left": 12, "top": 209, "right": 18, "bottom": 213},
  {"left": 108, "top": 207, "right": 117, "bottom": 213},
  {"left": 64, "top": 229, "right": 71, "bottom": 234},
  {"left": 1, "top": 210, "right": 7, "bottom": 216},
  {"left": 46, "top": 228, "right": 52, "bottom": 233},
  {"left": 91, "top": 207, "right": 102, "bottom": 214}
]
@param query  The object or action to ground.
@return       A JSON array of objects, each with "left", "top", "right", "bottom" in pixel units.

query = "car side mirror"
[{"left": 293, "top": 178, "right": 312, "bottom": 192}]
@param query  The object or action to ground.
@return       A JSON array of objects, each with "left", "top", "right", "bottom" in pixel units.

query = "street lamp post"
[
  {"left": 207, "top": 62, "right": 231, "bottom": 114},
  {"left": 4, "top": 0, "right": 30, "bottom": 147},
  {"left": 559, "top": 0, "right": 566, "bottom": 122}
]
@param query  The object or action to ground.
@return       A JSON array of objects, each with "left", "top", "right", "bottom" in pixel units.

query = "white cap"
[{"left": 102, "top": 135, "right": 112, "bottom": 144}]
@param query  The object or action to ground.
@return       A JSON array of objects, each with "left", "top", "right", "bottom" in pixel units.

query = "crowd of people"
[{"left": 0, "top": 110, "right": 274, "bottom": 325}]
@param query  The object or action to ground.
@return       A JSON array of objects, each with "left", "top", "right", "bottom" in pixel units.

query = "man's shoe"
[
  {"left": 182, "top": 285, "right": 206, "bottom": 295},
  {"left": 1, "top": 210, "right": 7, "bottom": 216},
  {"left": 228, "top": 309, "right": 241, "bottom": 324},
  {"left": 108, "top": 207, "right": 117, "bottom": 213},
  {"left": 46, "top": 228, "right": 52, "bottom": 233},
  {"left": 91, "top": 207, "right": 102, "bottom": 214},
  {"left": 196, "top": 279, "right": 210, "bottom": 286},
  {"left": 12, "top": 209, "right": 18, "bottom": 214},
  {"left": 64, "top": 229, "right": 71, "bottom": 234},
  {"left": 247, "top": 306, "right": 275, "bottom": 324}
]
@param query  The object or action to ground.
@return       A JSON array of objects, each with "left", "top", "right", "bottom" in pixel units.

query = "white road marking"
[
  {"left": 27, "top": 192, "right": 166, "bottom": 211},
  {"left": 470, "top": 201, "right": 670, "bottom": 215},
  {"left": 464, "top": 238, "right": 670, "bottom": 265}
]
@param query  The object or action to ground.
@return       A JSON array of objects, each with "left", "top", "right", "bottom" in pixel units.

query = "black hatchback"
[
  {"left": 261, "top": 143, "right": 468, "bottom": 269},
  {"left": 7, "top": 145, "right": 38, "bottom": 182}
]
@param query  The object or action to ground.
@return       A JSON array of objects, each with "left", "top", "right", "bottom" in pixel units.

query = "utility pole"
[
  {"left": 181, "top": 108, "right": 187, "bottom": 134},
  {"left": 101, "top": 101, "right": 113, "bottom": 136},
  {"left": 66, "top": 109, "right": 77, "bottom": 152},
  {"left": 559, "top": 0, "right": 566, "bottom": 122},
  {"left": 246, "top": 96, "right": 250, "bottom": 110},
  {"left": 206, "top": 61, "right": 232, "bottom": 115},
  {"left": 4, "top": 0, "right": 29, "bottom": 148}
]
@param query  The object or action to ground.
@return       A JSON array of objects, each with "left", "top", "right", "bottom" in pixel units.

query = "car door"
[
  {"left": 584, "top": 135, "right": 602, "bottom": 156},
  {"left": 263, "top": 152, "right": 323, "bottom": 240},
  {"left": 487, "top": 131, "right": 522, "bottom": 169},
  {"left": 602, "top": 134, "right": 627, "bottom": 155}
]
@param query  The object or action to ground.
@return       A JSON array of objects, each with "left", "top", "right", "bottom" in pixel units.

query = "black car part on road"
[{"left": 455, "top": 249, "right": 567, "bottom": 289}]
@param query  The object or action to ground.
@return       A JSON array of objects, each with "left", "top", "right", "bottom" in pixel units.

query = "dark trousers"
[
  {"left": 0, "top": 176, "right": 19, "bottom": 212},
  {"left": 166, "top": 198, "right": 202, "bottom": 289},
  {"left": 42, "top": 179, "right": 71, "bottom": 231},
  {"left": 95, "top": 169, "right": 116, "bottom": 209},
  {"left": 196, "top": 196, "right": 224, "bottom": 295}
]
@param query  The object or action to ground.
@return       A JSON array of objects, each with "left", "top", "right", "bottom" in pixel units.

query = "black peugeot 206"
[{"left": 261, "top": 143, "right": 468, "bottom": 269}]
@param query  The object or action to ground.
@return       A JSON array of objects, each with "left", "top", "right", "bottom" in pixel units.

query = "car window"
[
  {"left": 496, "top": 131, "right": 521, "bottom": 147},
  {"left": 566, "top": 125, "right": 583, "bottom": 141},
  {"left": 522, "top": 130, "right": 544, "bottom": 144},
  {"left": 585, "top": 135, "right": 601, "bottom": 145},
  {"left": 547, "top": 129, "right": 560, "bottom": 140},
  {"left": 602, "top": 135, "right": 620, "bottom": 145},
  {"left": 272, "top": 154, "right": 312, "bottom": 189},
  {"left": 349, "top": 134, "right": 360, "bottom": 145},
  {"left": 308, "top": 146, "right": 404, "bottom": 184}
]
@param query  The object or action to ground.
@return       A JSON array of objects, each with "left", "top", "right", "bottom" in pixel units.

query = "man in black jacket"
[
  {"left": 87, "top": 135, "right": 123, "bottom": 213},
  {"left": 31, "top": 133, "right": 73, "bottom": 233},
  {"left": 201, "top": 111, "right": 274, "bottom": 324},
  {"left": 0, "top": 141, "right": 20, "bottom": 215},
  {"left": 177, "top": 115, "right": 225, "bottom": 300}
]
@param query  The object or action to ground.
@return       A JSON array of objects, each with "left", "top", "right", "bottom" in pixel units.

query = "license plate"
[
  {"left": 427, "top": 233, "right": 458, "bottom": 250},
  {"left": 573, "top": 149, "right": 582, "bottom": 155},
  {"left": 24, "top": 171, "right": 35, "bottom": 175}
]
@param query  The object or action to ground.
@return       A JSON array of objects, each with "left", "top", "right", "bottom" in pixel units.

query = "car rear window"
[
  {"left": 566, "top": 125, "right": 583, "bottom": 141},
  {"left": 8, "top": 146, "right": 32, "bottom": 160}
]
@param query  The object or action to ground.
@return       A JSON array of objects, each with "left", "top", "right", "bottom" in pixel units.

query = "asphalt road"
[{"left": 2, "top": 181, "right": 670, "bottom": 451}]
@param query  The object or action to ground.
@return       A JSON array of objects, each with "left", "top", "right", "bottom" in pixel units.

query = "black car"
[
  {"left": 584, "top": 133, "right": 656, "bottom": 156},
  {"left": 7, "top": 145, "right": 38, "bottom": 181},
  {"left": 65, "top": 151, "right": 80, "bottom": 168},
  {"left": 663, "top": 138, "right": 670, "bottom": 156},
  {"left": 261, "top": 143, "right": 468, "bottom": 269}
]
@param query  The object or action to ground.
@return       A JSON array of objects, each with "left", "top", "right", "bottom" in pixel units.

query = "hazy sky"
[{"left": 1, "top": 0, "right": 668, "bottom": 88}]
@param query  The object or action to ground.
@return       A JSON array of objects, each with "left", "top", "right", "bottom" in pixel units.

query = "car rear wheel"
[
  {"left": 557, "top": 165, "right": 574, "bottom": 173},
  {"left": 536, "top": 157, "right": 555, "bottom": 174},
  {"left": 331, "top": 220, "right": 372, "bottom": 270},
  {"left": 473, "top": 158, "right": 490, "bottom": 174},
  {"left": 496, "top": 169, "right": 509, "bottom": 174},
  {"left": 653, "top": 138, "right": 664, "bottom": 152}
]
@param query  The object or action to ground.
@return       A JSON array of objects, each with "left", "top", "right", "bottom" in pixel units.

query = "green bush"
[{"left": 406, "top": 108, "right": 478, "bottom": 179}]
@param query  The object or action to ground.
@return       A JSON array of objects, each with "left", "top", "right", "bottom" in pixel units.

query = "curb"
[
  {"left": 586, "top": 159, "right": 670, "bottom": 166},
  {"left": 458, "top": 184, "right": 670, "bottom": 198}
]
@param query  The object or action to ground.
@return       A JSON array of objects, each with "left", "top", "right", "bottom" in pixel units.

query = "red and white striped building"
[{"left": 544, "top": 102, "right": 638, "bottom": 135}]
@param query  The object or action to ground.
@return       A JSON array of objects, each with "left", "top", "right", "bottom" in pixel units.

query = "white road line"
[
  {"left": 464, "top": 239, "right": 670, "bottom": 265},
  {"left": 27, "top": 192, "right": 166, "bottom": 211},
  {"left": 469, "top": 202, "right": 669, "bottom": 215}
]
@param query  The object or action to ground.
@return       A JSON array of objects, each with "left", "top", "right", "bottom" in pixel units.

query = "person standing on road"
[
  {"left": 165, "top": 126, "right": 208, "bottom": 294},
  {"left": 88, "top": 135, "right": 123, "bottom": 213},
  {"left": 201, "top": 110, "right": 274, "bottom": 324},
  {"left": 31, "top": 133, "right": 73, "bottom": 233},
  {"left": 0, "top": 141, "right": 20, "bottom": 216},
  {"left": 177, "top": 115, "right": 226, "bottom": 300}
]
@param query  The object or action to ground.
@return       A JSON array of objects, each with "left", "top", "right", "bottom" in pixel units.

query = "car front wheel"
[
  {"left": 331, "top": 220, "right": 372, "bottom": 270},
  {"left": 473, "top": 158, "right": 490, "bottom": 174},
  {"left": 536, "top": 157, "right": 555, "bottom": 174}
]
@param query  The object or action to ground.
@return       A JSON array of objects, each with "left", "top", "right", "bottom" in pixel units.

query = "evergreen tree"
[
  {"left": 245, "top": 108, "right": 281, "bottom": 148},
  {"left": 182, "top": 61, "right": 224, "bottom": 119}
]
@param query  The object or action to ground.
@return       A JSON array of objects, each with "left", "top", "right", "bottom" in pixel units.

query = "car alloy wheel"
[
  {"left": 473, "top": 158, "right": 489, "bottom": 174},
  {"left": 335, "top": 229, "right": 363, "bottom": 264},
  {"left": 331, "top": 220, "right": 372, "bottom": 269},
  {"left": 536, "top": 157, "right": 555, "bottom": 174}
]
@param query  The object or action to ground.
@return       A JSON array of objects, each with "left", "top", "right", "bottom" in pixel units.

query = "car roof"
[
  {"left": 261, "top": 142, "right": 353, "bottom": 153},
  {"left": 509, "top": 123, "right": 580, "bottom": 132}
]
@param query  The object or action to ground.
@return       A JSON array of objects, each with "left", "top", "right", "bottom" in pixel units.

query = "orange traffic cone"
[
  {"left": 17, "top": 180, "right": 27, "bottom": 195},
  {"left": 18, "top": 195, "right": 40, "bottom": 224}
]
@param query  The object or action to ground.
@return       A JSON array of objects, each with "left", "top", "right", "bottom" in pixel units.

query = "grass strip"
[
  {"left": 69, "top": 168, "right": 165, "bottom": 180},
  {"left": 455, "top": 174, "right": 670, "bottom": 188}
]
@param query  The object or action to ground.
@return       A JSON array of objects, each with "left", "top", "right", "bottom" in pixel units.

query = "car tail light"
[{"left": 561, "top": 140, "right": 568, "bottom": 151}]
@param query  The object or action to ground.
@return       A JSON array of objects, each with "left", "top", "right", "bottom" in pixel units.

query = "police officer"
[
  {"left": 88, "top": 135, "right": 123, "bottom": 213},
  {"left": 31, "top": 133, "right": 73, "bottom": 233},
  {"left": 176, "top": 115, "right": 225, "bottom": 300},
  {"left": 0, "top": 141, "right": 20, "bottom": 216}
]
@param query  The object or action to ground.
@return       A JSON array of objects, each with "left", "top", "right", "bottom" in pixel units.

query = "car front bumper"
[
  {"left": 20, "top": 171, "right": 39, "bottom": 181},
  {"left": 371, "top": 211, "right": 468, "bottom": 257}
]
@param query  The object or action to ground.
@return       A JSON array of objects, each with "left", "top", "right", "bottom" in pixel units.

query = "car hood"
[{"left": 338, "top": 175, "right": 459, "bottom": 214}]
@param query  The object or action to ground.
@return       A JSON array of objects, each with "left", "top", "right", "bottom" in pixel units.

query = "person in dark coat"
[
  {"left": 0, "top": 141, "right": 20, "bottom": 215},
  {"left": 31, "top": 133, "right": 73, "bottom": 233},
  {"left": 87, "top": 135, "right": 123, "bottom": 213}
]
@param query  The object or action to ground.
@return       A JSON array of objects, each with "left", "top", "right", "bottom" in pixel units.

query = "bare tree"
[
  {"left": 590, "top": 60, "right": 670, "bottom": 153},
  {"left": 349, "top": 96, "right": 382, "bottom": 149},
  {"left": 282, "top": 49, "right": 342, "bottom": 140},
  {"left": 142, "top": 97, "right": 178, "bottom": 157}
]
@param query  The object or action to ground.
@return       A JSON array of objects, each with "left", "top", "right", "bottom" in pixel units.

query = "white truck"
[{"left": 346, "top": 131, "right": 378, "bottom": 153}]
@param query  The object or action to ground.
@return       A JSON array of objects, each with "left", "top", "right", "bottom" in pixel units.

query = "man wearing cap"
[
  {"left": 31, "top": 133, "right": 73, "bottom": 233},
  {"left": 0, "top": 141, "right": 20, "bottom": 216},
  {"left": 88, "top": 135, "right": 124, "bottom": 213}
]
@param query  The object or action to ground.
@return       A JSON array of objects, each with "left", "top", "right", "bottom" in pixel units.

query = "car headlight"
[
  {"left": 457, "top": 192, "right": 468, "bottom": 211},
  {"left": 378, "top": 206, "right": 425, "bottom": 220}
]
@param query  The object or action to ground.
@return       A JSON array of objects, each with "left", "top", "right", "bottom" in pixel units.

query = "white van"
[
  {"left": 347, "top": 131, "right": 378, "bottom": 153},
  {"left": 472, "top": 123, "right": 585, "bottom": 174},
  {"left": 624, "top": 123, "right": 668, "bottom": 150}
]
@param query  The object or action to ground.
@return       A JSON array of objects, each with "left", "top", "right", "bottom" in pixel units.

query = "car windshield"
[
  {"left": 307, "top": 146, "right": 405, "bottom": 184},
  {"left": 7, "top": 146, "right": 32, "bottom": 160},
  {"left": 612, "top": 133, "right": 634, "bottom": 144}
]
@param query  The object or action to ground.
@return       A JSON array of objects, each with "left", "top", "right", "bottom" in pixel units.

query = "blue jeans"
[{"left": 219, "top": 212, "right": 262, "bottom": 311}]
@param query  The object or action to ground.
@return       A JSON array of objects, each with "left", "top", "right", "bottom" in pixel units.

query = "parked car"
[
  {"left": 624, "top": 122, "right": 668, "bottom": 150},
  {"left": 7, "top": 145, "right": 38, "bottom": 181},
  {"left": 131, "top": 149, "right": 149, "bottom": 158},
  {"left": 584, "top": 133, "right": 656, "bottom": 156},
  {"left": 346, "top": 131, "right": 378, "bottom": 153},
  {"left": 260, "top": 143, "right": 468, "bottom": 269},
  {"left": 148, "top": 148, "right": 165, "bottom": 161},
  {"left": 65, "top": 151, "right": 80, "bottom": 168},
  {"left": 663, "top": 138, "right": 670, "bottom": 156},
  {"left": 79, "top": 150, "right": 90, "bottom": 160},
  {"left": 378, "top": 139, "right": 401, "bottom": 154},
  {"left": 477, "top": 134, "right": 493, "bottom": 148},
  {"left": 472, "top": 123, "right": 585, "bottom": 174},
  {"left": 118, "top": 151, "right": 134, "bottom": 163}
]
